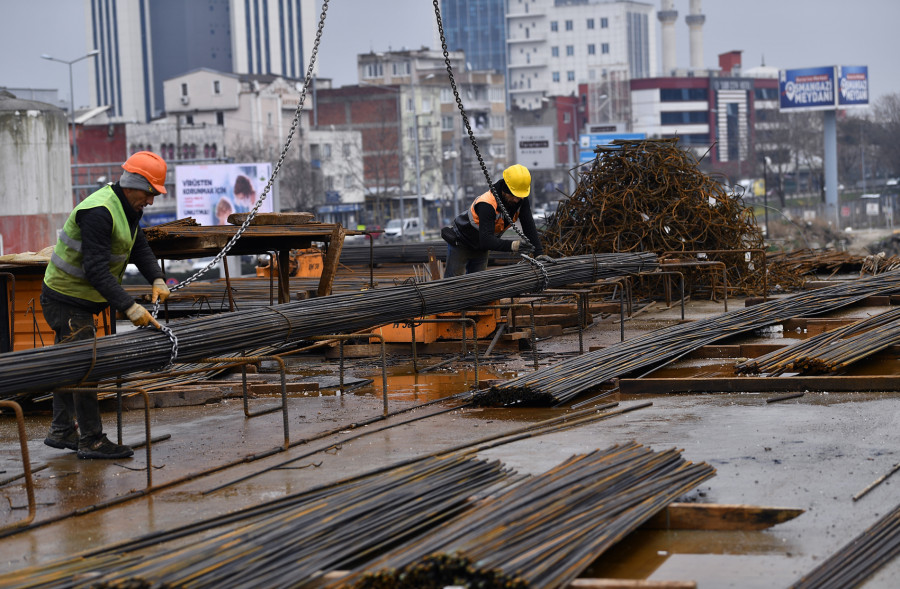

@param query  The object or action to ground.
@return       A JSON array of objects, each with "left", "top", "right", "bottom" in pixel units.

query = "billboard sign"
[
  {"left": 837, "top": 65, "right": 869, "bottom": 107},
  {"left": 779, "top": 66, "right": 836, "bottom": 111},
  {"left": 515, "top": 126, "right": 555, "bottom": 171},
  {"left": 175, "top": 163, "right": 273, "bottom": 226},
  {"left": 579, "top": 133, "right": 646, "bottom": 163}
]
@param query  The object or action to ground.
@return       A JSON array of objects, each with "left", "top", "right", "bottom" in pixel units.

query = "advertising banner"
[
  {"left": 838, "top": 66, "right": 869, "bottom": 107},
  {"left": 779, "top": 67, "right": 836, "bottom": 111},
  {"left": 515, "top": 126, "right": 555, "bottom": 171},
  {"left": 579, "top": 133, "right": 646, "bottom": 163},
  {"left": 175, "top": 163, "right": 273, "bottom": 226}
]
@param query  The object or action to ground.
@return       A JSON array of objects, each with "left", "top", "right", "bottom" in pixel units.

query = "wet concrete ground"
[{"left": 1, "top": 293, "right": 899, "bottom": 587}]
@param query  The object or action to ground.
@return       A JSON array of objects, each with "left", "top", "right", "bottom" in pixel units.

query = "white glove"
[
  {"left": 126, "top": 303, "right": 161, "bottom": 329},
  {"left": 510, "top": 240, "right": 521, "bottom": 252},
  {"left": 152, "top": 278, "right": 170, "bottom": 304}
]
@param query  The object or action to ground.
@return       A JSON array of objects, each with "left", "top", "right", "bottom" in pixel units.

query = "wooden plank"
[
  {"left": 248, "top": 382, "right": 320, "bottom": 395},
  {"left": 640, "top": 502, "right": 804, "bottom": 531},
  {"left": 619, "top": 375, "right": 900, "bottom": 394},
  {"left": 317, "top": 224, "right": 346, "bottom": 297}
]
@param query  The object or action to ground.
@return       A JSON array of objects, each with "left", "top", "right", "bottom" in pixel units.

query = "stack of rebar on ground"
[
  {"left": 340, "top": 442, "right": 715, "bottom": 589},
  {"left": 736, "top": 306, "right": 900, "bottom": 375},
  {"left": 0, "top": 442, "right": 712, "bottom": 589},
  {"left": 765, "top": 249, "right": 900, "bottom": 290},
  {"left": 476, "top": 269, "right": 900, "bottom": 406},
  {"left": 541, "top": 137, "right": 765, "bottom": 295},
  {"left": 0, "top": 455, "right": 517, "bottom": 588},
  {"left": 339, "top": 241, "right": 519, "bottom": 266},
  {"left": 0, "top": 253, "right": 656, "bottom": 397},
  {"left": 789, "top": 501, "right": 900, "bottom": 589}
]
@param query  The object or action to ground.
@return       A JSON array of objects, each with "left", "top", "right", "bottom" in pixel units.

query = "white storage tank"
[{"left": 0, "top": 90, "right": 72, "bottom": 255}]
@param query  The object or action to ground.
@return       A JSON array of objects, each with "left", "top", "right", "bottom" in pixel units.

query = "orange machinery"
[{"left": 255, "top": 248, "right": 324, "bottom": 279}]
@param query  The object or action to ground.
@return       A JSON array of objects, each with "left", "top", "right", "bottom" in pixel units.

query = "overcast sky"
[{"left": 3, "top": 0, "right": 898, "bottom": 110}]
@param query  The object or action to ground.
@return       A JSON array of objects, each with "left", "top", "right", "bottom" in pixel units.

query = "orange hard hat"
[{"left": 122, "top": 151, "right": 168, "bottom": 194}]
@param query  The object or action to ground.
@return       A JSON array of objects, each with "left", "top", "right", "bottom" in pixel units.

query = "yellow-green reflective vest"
[{"left": 43, "top": 185, "right": 137, "bottom": 303}]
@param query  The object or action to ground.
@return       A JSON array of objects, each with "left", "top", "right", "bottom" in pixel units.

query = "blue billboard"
[
  {"left": 579, "top": 133, "right": 646, "bottom": 163},
  {"left": 779, "top": 66, "right": 836, "bottom": 111},
  {"left": 838, "top": 66, "right": 869, "bottom": 107}
]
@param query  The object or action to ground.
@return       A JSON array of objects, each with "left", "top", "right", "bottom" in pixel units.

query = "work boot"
[
  {"left": 44, "top": 428, "right": 79, "bottom": 451},
  {"left": 77, "top": 435, "right": 134, "bottom": 460}
]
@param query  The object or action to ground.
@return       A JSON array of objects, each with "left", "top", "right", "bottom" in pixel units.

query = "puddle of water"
[{"left": 357, "top": 364, "right": 513, "bottom": 403}]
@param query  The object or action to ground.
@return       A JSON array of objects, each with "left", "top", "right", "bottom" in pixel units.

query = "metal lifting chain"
[
  {"left": 431, "top": 0, "right": 534, "bottom": 252},
  {"left": 148, "top": 0, "right": 332, "bottom": 368}
]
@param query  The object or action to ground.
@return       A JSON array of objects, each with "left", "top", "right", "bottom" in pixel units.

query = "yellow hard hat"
[{"left": 502, "top": 164, "right": 531, "bottom": 198}]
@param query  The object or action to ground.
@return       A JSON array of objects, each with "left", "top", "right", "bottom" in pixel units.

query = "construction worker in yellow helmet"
[
  {"left": 441, "top": 164, "right": 551, "bottom": 277},
  {"left": 41, "top": 151, "right": 171, "bottom": 460}
]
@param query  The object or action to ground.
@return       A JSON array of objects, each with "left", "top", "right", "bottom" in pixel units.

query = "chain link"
[
  {"left": 432, "top": 0, "right": 533, "bottom": 250},
  {"left": 149, "top": 0, "right": 332, "bottom": 359}
]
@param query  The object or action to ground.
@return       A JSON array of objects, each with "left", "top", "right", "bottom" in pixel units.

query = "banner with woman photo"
[{"left": 175, "top": 163, "right": 273, "bottom": 226}]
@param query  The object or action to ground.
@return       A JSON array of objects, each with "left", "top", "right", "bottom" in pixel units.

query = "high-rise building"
[
  {"left": 439, "top": 0, "right": 507, "bottom": 73},
  {"left": 507, "top": 0, "right": 657, "bottom": 110},
  {"left": 86, "top": 0, "right": 316, "bottom": 123}
]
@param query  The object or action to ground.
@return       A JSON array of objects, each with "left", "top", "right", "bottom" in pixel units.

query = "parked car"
[{"left": 383, "top": 218, "right": 420, "bottom": 242}]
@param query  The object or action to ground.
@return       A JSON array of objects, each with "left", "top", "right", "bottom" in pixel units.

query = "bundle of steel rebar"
[
  {"left": 342, "top": 441, "right": 715, "bottom": 589},
  {"left": 737, "top": 306, "right": 900, "bottom": 375},
  {"left": 0, "top": 455, "right": 517, "bottom": 589},
  {"left": 477, "top": 269, "right": 900, "bottom": 406},
  {"left": 789, "top": 501, "right": 900, "bottom": 589},
  {"left": 541, "top": 137, "right": 765, "bottom": 295},
  {"left": 0, "top": 253, "right": 656, "bottom": 397}
]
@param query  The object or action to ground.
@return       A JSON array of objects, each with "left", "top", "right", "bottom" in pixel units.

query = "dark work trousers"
[
  {"left": 444, "top": 243, "right": 490, "bottom": 278},
  {"left": 40, "top": 292, "right": 104, "bottom": 443}
]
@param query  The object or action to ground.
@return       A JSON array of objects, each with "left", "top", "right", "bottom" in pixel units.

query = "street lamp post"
[{"left": 41, "top": 49, "right": 100, "bottom": 168}]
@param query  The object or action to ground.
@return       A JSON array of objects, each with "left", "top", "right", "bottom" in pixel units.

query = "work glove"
[
  {"left": 151, "top": 278, "right": 171, "bottom": 304},
  {"left": 510, "top": 240, "right": 535, "bottom": 254},
  {"left": 535, "top": 254, "right": 556, "bottom": 264},
  {"left": 126, "top": 303, "right": 161, "bottom": 329}
]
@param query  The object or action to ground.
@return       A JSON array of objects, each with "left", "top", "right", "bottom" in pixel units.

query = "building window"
[
  {"left": 325, "top": 176, "right": 334, "bottom": 190},
  {"left": 563, "top": 112, "right": 571, "bottom": 124},
  {"left": 407, "top": 127, "right": 415, "bottom": 141},
  {"left": 551, "top": 46, "right": 559, "bottom": 57},
  {"left": 566, "top": 45, "right": 574, "bottom": 56},
  {"left": 364, "top": 63, "right": 383, "bottom": 78},
  {"left": 601, "top": 43, "right": 610, "bottom": 54},
  {"left": 660, "top": 88, "right": 709, "bottom": 101},
  {"left": 185, "top": 114, "right": 194, "bottom": 125},
  {"left": 213, "top": 80, "right": 221, "bottom": 94},
  {"left": 406, "top": 97, "right": 415, "bottom": 113},
  {"left": 323, "top": 144, "right": 332, "bottom": 159},
  {"left": 565, "top": 20, "right": 573, "bottom": 31},
  {"left": 209, "top": 143, "right": 217, "bottom": 158},
  {"left": 567, "top": 71, "right": 575, "bottom": 81},
  {"left": 442, "top": 115, "right": 455, "bottom": 130},
  {"left": 552, "top": 71, "right": 560, "bottom": 82},
  {"left": 441, "top": 87, "right": 454, "bottom": 103},
  {"left": 600, "top": 17, "right": 608, "bottom": 28},
  {"left": 587, "top": 18, "right": 595, "bottom": 29},
  {"left": 267, "top": 112, "right": 273, "bottom": 127},
  {"left": 588, "top": 44, "right": 596, "bottom": 55},
  {"left": 492, "top": 143, "right": 506, "bottom": 158},
  {"left": 660, "top": 111, "right": 709, "bottom": 125},
  {"left": 216, "top": 111, "right": 224, "bottom": 125},
  {"left": 754, "top": 87, "right": 778, "bottom": 101},
  {"left": 423, "top": 125, "right": 433, "bottom": 141},
  {"left": 344, "top": 174, "right": 354, "bottom": 188},
  {"left": 490, "top": 87, "right": 504, "bottom": 102},
  {"left": 421, "top": 98, "right": 432, "bottom": 113},
  {"left": 392, "top": 62, "right": 410, "bottom": 76},
  {"left": 181, "top": 83, "right": 188, "bottom": 96},
  {"left": 491, "top": 114, "right": 505, "bottom": 130},
  {"left": 550, "top": 21, "right": 558, "bottom": 32}
]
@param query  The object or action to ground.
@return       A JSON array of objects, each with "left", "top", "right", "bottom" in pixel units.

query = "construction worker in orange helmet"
[
  {"left": 41, "top": 151, "right": 171, "bottom": 459},
  {"left": 441, "top": 164, "right": 549, "bottom": 277}
]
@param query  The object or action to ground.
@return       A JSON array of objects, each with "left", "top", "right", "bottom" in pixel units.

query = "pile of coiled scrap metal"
[{"left": 541, "top": 137, "right": 767, "bottom": 295}]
